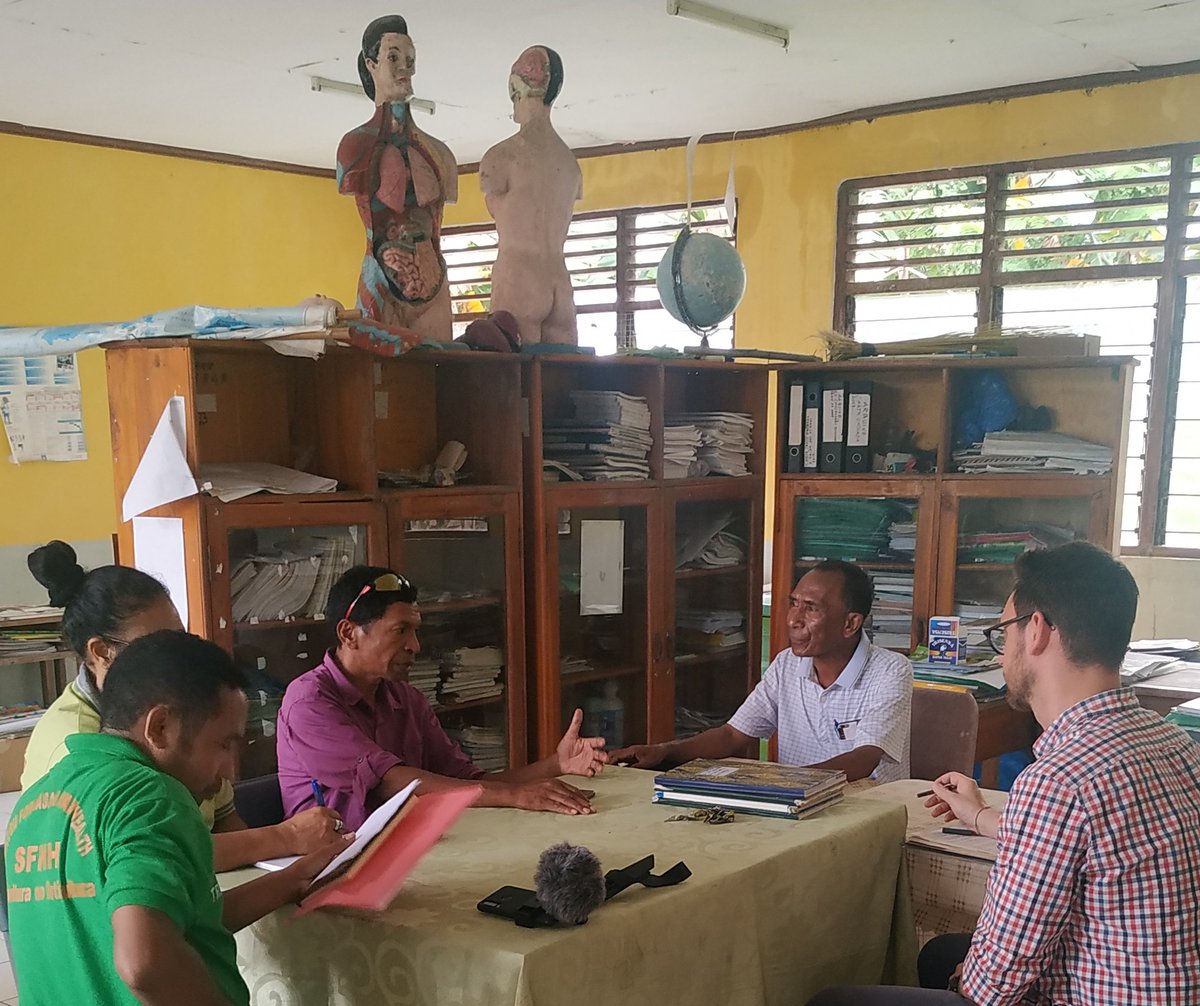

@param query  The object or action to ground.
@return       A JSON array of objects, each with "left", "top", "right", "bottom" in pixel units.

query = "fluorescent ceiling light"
[
  {"left": 310, "top": 75, "right": 436, "bottom": 114},
  {"left": 666, "top": 0, "right": 789, "bottom": 49}
]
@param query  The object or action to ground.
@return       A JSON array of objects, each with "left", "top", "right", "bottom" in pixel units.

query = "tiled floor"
[{"left": 1, "top": 788, "right": 20, "bottom": 1005}]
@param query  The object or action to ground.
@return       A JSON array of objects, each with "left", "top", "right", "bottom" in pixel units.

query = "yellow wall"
[
  {"left": 0, "top": 136, "right": 362, "bottom": 547},
  {"left": 451, "top": 72, "right": 1200, "bottom": 357},
  {"left": 3, "top": 71, "right": 1200, "bottom": 556}
]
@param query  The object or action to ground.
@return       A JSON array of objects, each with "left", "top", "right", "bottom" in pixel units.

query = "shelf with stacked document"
[
  {"left": 772, "top": 356, "right": 1134, "bottom": 784},
  {"left": 773, "top": 478, "right": 939, "bottom": 654},
  {"left": 773, "top": 356, "right": 1134, "bottom": 653},
  {"left": 386, "top": 492, "right": 526, "bottom": 772},
  {"left": 523, "top": 355, "right": 767, "bottom": 759},
  {"left": 105, "top": 339, "right": 529, "bottom": 774}
]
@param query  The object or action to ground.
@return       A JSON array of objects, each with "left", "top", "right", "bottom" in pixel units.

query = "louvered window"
[
  {"left": 836, "top": 144, "right": 1200, "bottom": 555},
  {"left": 444, "top": 201, "right": 733, "bottom": 354}
]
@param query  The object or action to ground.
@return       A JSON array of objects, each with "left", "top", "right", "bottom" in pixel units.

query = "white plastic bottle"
[{"left": 585, "top": 681, "right": 625, "bottom": 749}]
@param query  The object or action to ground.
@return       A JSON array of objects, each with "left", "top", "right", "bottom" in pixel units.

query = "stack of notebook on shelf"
[
  {"left": 795, "top": 497, "right": 916, "bottom": 561},
  {"left": 953, "top": 431, "right": 1113, "bottom": 475},
  {"left": 445, "top": 724, "right": 508, "bottom": 771},
  {"left": 0, "top": 628, "right": 61, "bottom": 656},
  {"left": 559, "top": 655, "right": 594, "bottom": 677},
  {"left": 1166, "top": 697, "right": 1200, "bottom": 744},
  {"left": 440, "top": 646, "right": 504, "bottom": 704},
  {"left": 663, "top": 421, "right": 706, "bottom": 479},
  {"left": 229, "top": 535, "right": 355, "bottom": 623},
  {"left": 407, "top": 657, "right": 443, "bottom": 706},
  {"left": 652, "top": 758, "right": 847, "bottom": 820},
  {"left": 667, "top": 412, "right": 754, "bottom": 477},
  {"left": 541, "top": 390, "right": 653, "bottom": 482},
  {"left": 911, "top": 659, "right": 1007, "bottom": 699},
  {"left": 675, "top": 509, "right": 746, "bottom": 570},
  {"left": 869, "top": 572, "right": 914, "bottom": 650},
  {"left": 674, "top": 706, "right": 726, "bottom": 739},
  {"left": 888, "top": 519, "right": 917, "bottom": 558},
  {"left": 676, "top": 609, "right": 746, "bottom": 653},
  {"left": 957, "top": 524, "right": 1076, "bottom": 564},
  {"left": 0, "top": 702, "right": 46, "bottom": 737}
]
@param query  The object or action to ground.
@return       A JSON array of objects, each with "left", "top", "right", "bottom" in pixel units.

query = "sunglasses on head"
[{"left": 344, "top": 572, "right": 412, "bottom": 621}]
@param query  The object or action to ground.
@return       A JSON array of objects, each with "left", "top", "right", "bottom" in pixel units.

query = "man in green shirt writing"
[{"left": 6, "top": 630, "right": 350, "bottom": 1005}]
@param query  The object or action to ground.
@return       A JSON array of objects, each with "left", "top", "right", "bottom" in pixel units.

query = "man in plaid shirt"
[{"left": 809, "top": 541, "right": 1200, "bottom": 1004}]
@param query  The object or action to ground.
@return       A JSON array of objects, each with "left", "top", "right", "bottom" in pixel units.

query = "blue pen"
[{"left": 310, "top": 779, "right": 325, "bottom": 808}]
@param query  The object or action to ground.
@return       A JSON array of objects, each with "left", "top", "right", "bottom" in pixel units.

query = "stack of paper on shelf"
[
  {"left": 674, "top": 706, "right": 726, "bottom": 739},
  {"left": 407, "top": 657, "right": 442, "bottom": 706},
  {"left": 675, "top": 509, "right": 746, "bottom": 570},
  {"left": 652, "top": 758, "right": 846, "bottom": 820},
  {"left": 445, "top": 724, "right": 508, "bottom": 772},
  {"left": 869, "top": 572, "right": 914, "bottom": 650},
  {"left": 0, "top": 629, "right": 60, "bottom": 655},
  {"left": 0, "top": 702, "right": 46, "bottom": 737},
  {"left": 663, "top": 422, "right": 706, "bottom": 479},
  {"left": 440, "top": 646, "right": 504, "bottom": 704},
  {"left": 957, "top": 523, "right": 1076, "bottom": 564},
  {"left": 667, "top": 412, "right": 754, "bottom": 477},
  {"left": 888, "top": 520, "right": 917, "bottom": 557},
  {"left": 542, "top": 390, "right": 653, "bottom": 481},
  {"left": 198, "top": 462, "right": 338, "bottom": 502},
  {"left": 676, "top": 609, "right": 746, "bottom": 651},
  {"left": 912, "top": 662, "right": 1006, "bottom": 698},
  {"left": 795, "top": 498, "right": 915, "bottom": 561},
  {"left": 1128, "top": 638, "right": 1200, "bottom": 658},
  {"left": 229, "top": 535, "right": 354, "bottom": 623},
  {"left": 953, "top": 431, "right": 1113, "bottom": 475}
]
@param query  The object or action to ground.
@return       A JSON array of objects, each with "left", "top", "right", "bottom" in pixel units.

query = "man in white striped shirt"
[{"left": 610, "top": 561, "right": 912, "bottom": 782}]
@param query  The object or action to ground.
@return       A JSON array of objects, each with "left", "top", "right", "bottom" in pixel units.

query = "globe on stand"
[{"left": 656, "top": 227, "right": 746, "bottom": 347}]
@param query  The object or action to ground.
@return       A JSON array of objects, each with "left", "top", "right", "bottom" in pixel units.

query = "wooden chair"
[{"left": 910, "top": 686, "right": 979, "bottom": 781}]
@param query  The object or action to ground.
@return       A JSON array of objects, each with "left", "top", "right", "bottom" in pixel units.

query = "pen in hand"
[
  {"left": 310, "top": 779, "right": 325, "bottom": 808},
  {"left": 917, "top": 784, "right": 958, "bottom": 798}
]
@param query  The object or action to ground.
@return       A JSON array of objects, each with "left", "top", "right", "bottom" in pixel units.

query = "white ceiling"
[{"left": 2, "top": 0, "right": 1199, "bottom": 168}]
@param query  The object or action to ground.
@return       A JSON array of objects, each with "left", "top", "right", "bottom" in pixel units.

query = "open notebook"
[{"left": 291, "top": 780, "right": 481, "bottom": 916}]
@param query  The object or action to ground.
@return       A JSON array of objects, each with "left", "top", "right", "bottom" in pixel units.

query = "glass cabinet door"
[
  {"left": 395, "top": 512, "right": 512, "bottom": 771},
  {"left": 672, "top": 497, "right": 756, "bottom": 738},
  {"left": 222, "top": 519, "right": 370, "bottom": 778},
  {"left": 790, "top": 492, "right": 925, "bottom": 652},
  {"left": 945, "top": 492, "right": 1094, "bottom": 654},
  {"left": 556, "top": 504, "right": 650, "bottom": 749}
]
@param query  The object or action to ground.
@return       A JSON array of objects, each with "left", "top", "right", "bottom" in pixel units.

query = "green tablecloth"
[{"left": 222, "top": 767, "right": 916, "bottom": 1005}]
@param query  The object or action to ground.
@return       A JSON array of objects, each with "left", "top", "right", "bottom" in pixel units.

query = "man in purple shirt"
[{"left": 277, "top": 566, "right": 607, "bottom": 831}]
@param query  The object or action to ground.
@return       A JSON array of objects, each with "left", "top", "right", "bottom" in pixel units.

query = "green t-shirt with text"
[{"left": 5, "top": 733, "right": 248, "bottom": 1006}]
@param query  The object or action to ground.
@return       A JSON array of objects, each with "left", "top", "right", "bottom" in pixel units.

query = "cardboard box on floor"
[{"left": 0, "top": 733, "right": 31, "bottom": 792}]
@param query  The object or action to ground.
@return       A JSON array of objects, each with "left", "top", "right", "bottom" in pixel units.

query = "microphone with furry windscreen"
[{"left": 534, "top": 843, "right": 607, "bottom": 924}]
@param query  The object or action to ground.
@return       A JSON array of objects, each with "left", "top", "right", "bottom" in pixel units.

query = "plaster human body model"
[
  {"left": 338, "top": 15, "right": 457, "bottom": 343},
  {"left": 479, "top": 46, "right": 582, "bottom": 345}
]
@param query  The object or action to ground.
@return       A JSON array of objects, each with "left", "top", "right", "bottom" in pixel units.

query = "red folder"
[{"left": 295, "top": 784, "right": 482, "bottom": 915}]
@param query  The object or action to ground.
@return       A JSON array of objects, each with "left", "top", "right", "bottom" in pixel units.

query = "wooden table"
[{"left": 859, "top": 779, "right": 1008, "bottom": 947}]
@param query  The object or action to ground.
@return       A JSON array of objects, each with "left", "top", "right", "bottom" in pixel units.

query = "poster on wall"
[{"left": 0, "top": 354, "right": 87, "bottom": 463}]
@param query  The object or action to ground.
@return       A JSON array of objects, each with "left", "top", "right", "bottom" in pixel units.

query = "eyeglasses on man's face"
[{"left": 981, "top": 611, "right": 1034, "bottom": 655}]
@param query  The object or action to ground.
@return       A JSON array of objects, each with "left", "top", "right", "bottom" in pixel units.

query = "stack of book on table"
[{"left": 652, "top": 758, "right": 846, "bottom": 820}]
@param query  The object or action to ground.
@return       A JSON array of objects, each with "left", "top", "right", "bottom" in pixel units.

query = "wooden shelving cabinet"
[
  {"left": 771, "top": 355, "right": 1134, "bottom": 781},
  {"left": 105, "top": 339, "right": 527, "bottom": 775},
  {"left": 523, "top": 355, "right": 768, "bottom": 760}
]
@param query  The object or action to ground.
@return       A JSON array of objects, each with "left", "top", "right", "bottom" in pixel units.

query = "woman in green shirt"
[{"left": 22, "top": 541, "right": 343, "bottom": 871}]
